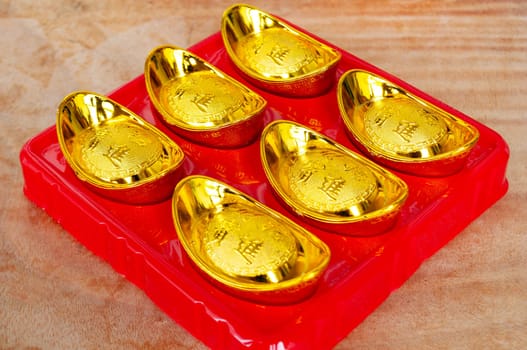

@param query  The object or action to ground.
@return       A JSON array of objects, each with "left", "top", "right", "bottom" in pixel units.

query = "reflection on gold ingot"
[
  {"left": 261, "top": 120, "right": 408, "bottom": 236},
  {"left": 145, "top": 45, "right": 267, "bottom": 148},
  {"left": 337, "top": 69, "right": 480, "bottom": 176},
  {"left": 172, "top": 175, "right": 330, "bottom": 304},
  {"left": 57, "top": 92, "right": 185, "bottom": 204},
  {"left": 221, "top": 4, "right": 341, "bottom": 97}
]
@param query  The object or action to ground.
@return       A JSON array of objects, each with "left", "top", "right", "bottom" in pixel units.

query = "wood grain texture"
[{"left": 1, "top": 0, "right": 526, "bottom": 349}]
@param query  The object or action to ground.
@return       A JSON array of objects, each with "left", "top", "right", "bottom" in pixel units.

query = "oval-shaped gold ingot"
[
  {"left": 172, "top": 175, "right": 331, "bottom": 304},
  {"left": 145, "top": 45, "right": 267, "bottom": 148},
  {"left": 221, "top": 4, "right": 341, "bottom": 97},
  {"left": 337, "top": 69, "right": 480, "bottom": 176},
  {"left": 261, "top": 120, "right": 408, "bottom": 236},
  {"left": 57, "top": 91, "right": 185, "bottom": 204}
]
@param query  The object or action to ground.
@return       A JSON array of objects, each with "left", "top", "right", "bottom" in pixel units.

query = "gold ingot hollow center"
[
  {"left": 159, "top": 71, "right": 248, "bottom": 127},
  {"left": 363, "top": 98, "right": 448, "bottom": 156},
  {"left": 71, "top": 118, "right": 164, "bottom": 181},
  {"left": 287, "top": 149, "right": 379, "bottom": 214},
  {"left": 200, "top": 203, "right": 298, "bottom": 279},
  {"left": 234, "top": 28, "right": 321, "bottom": 79}
]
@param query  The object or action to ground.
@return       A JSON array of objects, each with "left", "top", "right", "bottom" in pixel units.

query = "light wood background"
[{"left": 1, "top": 1, "right": 526, "bottom": 349}]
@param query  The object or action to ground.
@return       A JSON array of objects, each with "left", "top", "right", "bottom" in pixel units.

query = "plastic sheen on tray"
[{"left": 20, "top": 11, "right": 509, "bottom": 350}]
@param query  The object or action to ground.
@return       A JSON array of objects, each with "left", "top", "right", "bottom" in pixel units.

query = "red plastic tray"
[{"left": 20, "top": 26, "right": 509, "bottom": 349}]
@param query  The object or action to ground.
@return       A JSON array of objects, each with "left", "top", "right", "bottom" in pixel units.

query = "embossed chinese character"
[
  {"left": 267, "top": 45, "right": 289, "bottom": 65},
  {"left": 251, "top": 40, "right": 264, "bottom": 55},
  {"left": 103, "top": 145, "right": 129, "bottom": 167},
  {"left": 235, "top": 238, "right": 263, "bottom": 264},
  {"left": 297, "top": 165, "right": 315, "bottom": 183},
  {"left": 87, "top": 138, "right": 99, "bottom": 150},
  {"left": 393, "top": 120, "right": 418, "bottom": 142},
  {"left": 212, "top": 228, "right": 228, "bottom": 243},
  {"left": 423, "top": 111, "right": 440, "bottom": 126},
  {"left": 319, "top": 176, "right": 345, "bottom": 201},
  {"left": 191, "top": 93, "right": 214, "bottom": 112},
  {"left": 373, "top": 114, "right": 388, "bottom": 127},
  {"left": 174, "top": 88, "right": 185, "bottom": 99}
]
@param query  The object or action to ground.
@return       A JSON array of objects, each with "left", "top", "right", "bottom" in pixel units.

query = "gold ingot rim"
[
  {"left": 172, "top": 175, "right": 331, "bottom": 299},
  {"left": 260, "top": 120, "right": 409, "bottom": 226},
  {"left": 144, "top": 45, "right": 267, "bottom": 146},
  {"left": 337, "top": 69, "right": 480, "bottom": 170},
  {"left": 56, "top": 91, "right": 185, "bottom": 199},
  {"left": 221, "top": 4, "right": 341, "bottom": 92}
]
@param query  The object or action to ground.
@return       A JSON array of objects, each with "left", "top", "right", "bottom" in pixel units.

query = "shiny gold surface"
[
  {"left": 57, "top": 91, "right": 185, "bottom": 204},
  {"left": 172, "top": 175, "right": 331, "bottom": 304},
  {"left": 145, "top": 45, "right": 267, "bottom": 148},
  {"left": 260, "top": 120, "right": 408, "bottom": 236},
  {"left": 221, "top": 4, "right": 341, "bottom": 97},
  {"left": 337, "top": 69, "right": 480, "bottom": 176}
]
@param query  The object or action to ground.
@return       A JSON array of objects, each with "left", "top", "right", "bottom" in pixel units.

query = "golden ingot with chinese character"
[
  {"left": 221, "top": 4, "right": 341, "bottom": 97},
  {"left": 172, "top": 175, "right": 331, "bottom": 304},
  {"left": 145, "top": 45, "right": 267, "bottom": 148},
  {"left": 57, "top": 91, "right": 185, "bottom": 204},
  {"left": 260, "top": 120, "right": 408, "bottom": 236},
  {"left": 337, "top": 69, "right": 480, "bottom": 176}
]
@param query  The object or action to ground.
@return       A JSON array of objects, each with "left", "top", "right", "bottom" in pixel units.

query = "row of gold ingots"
[{"left": 56, "top": 4, "right": 479, "bottom": 304}]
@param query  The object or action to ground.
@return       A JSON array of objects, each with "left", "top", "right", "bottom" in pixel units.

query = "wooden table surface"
[{"left": 1, "top": 1, "right": 526, "bottom": 349}]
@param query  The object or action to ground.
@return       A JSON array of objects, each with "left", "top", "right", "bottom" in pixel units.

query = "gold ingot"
[
  {"left": 145, "top": 45, "right": 267, "bottom": 148},
  {"left": 57, "top": 92, "right": 185, "bottom": 204},
  {"left": 260, "top": 120, "right": 408, "bottom": 236},
  {"left": 337, "top": 69, "right": 480, "bottom": 176},
  {"left": 172, "top": 175, "right": 331, "bottom": 304},
  {"left": 221, "top": 4, "right": 341, "bottom": 97}
]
